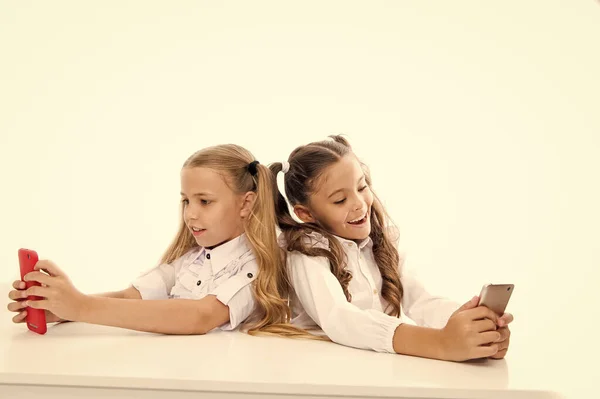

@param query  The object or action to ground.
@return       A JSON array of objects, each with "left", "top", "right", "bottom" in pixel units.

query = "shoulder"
[
  {"left": 168, "top": 246, "right": 202, "bottom": 268},
  {"left": 379, "top": 224, "right": 407, "bottom": 270},
  {"left": 236, "top": 253, "right": 259, "bottom": 275},
  {"left": 286, "top": 249, "right": 332, "bottom": 281},
  {"left": 277, "top": 229, "right": 331, "bottom": 251},
  {"left": 285, "top": 239, "right": 332, "bottom": 271}
]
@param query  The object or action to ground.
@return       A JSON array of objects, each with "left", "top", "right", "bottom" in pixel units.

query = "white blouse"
[
  {"left": 285, "top": 232, "right": 461, "bottom": 353},
  {"left": 132, "top": 234, "right": 258, "bottom": 331}
]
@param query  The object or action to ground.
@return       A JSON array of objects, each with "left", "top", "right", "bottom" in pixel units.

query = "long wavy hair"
[
  {"left": 270, "top": 135, "right": 404, "bottom": 317},
  {"left": 160, "top": 144, "right": 322, "bottom": 338}
]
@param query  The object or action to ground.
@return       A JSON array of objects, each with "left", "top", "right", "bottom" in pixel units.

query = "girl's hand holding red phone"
[
  {"left": 15, "top": 248, "right": 48, "bottom": 334},
  {"left": 7, "top": 279, "right": 63, "bottom": 325},
  {"left": 11, "top": 249, "right": 88, "bottom": 332},
  {"left": 20, "top": 259, "right": 89, "bottom": 323}
]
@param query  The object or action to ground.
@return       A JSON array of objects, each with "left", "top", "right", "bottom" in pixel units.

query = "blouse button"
[
  {"left": 197, "top": 280, "right": 202, "bottom": 286},
  {"left": 247, "top": 273, "right": 253, "bottom": 278},
  {"left": 206, "top": 253, "right": 211, "bottom": 260},
  {"left": 373, "top": 289, "right": 378, "bottom": 295}
]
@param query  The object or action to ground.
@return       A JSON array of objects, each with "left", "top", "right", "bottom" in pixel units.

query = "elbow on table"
[
  {"left": 319, "top": 311, "right": 354, "bottom": 346},
  {"left": 186, "top": 307, "right": 212, "bottom": 335},
  {"left": 185, "top": 296, "right": 227, "bottom": 335}
]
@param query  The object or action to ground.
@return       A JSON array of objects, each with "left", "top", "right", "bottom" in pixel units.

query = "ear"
[
  {"left": 293, "top": 204, "right": 315, "bottom": 223},
  {"left": 239, "top": 191, "right": 257, "bottom": 219}
]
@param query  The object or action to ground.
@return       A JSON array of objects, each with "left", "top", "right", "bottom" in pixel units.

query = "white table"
[{"left": 0, "top": 285, "right": 563, "bottom": 399}]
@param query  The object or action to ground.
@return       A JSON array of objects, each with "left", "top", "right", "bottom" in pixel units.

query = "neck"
[{"left": 206, "top": 232, "right": 244, "bottom": 250}]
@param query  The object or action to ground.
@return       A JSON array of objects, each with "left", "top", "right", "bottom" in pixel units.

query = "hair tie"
[
  {"left": 247, "top": 160, "right": 260, "bottom": 176},
  {"left": 281, "top": 161, "right": 290, "bottom": 174}
]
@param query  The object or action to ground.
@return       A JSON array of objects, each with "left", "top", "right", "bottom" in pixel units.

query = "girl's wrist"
[
  {"left": 392, "top": 324, "right": 449, "bottom": 361},
  {"left": 75, "top": 294, "right": 96, "bottom": 322},
  {"left": 437, "top": 326, "right": 451, "bottom": 361}
]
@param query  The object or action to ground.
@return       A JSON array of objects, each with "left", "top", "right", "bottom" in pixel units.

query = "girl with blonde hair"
[{"left": 8, "top": 144, "right": 301, "bottom": 336}]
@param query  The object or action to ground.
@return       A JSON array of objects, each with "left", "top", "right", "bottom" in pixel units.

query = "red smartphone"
[{"left": 18, "top": 248, "right": 47, "bottom": 335}]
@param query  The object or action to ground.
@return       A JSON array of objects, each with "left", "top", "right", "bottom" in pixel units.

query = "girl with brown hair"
[{"left": 270, "top": 135, "right": 514, "bottom": 361}]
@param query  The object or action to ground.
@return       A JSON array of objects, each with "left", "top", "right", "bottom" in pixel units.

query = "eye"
[
  {"left": 358, "top": 185, "right": 368, "bottom": 192},
  {"left": 334, "top": 198, "right": 346, "bottom": 205},
  {"left": 181, "top": 199, "right": 189, "bottom": 205},
  {"left": 201, "top": 199, "right": 212, "bottom": 205}
]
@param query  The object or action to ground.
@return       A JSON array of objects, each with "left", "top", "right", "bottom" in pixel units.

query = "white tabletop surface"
[{"left": 0, "top": 284, "right": 565, "bottom": 399}]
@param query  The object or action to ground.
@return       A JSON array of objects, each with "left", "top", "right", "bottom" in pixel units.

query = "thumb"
[
  {"left": 35, "top": 260, "right": 62, "bottom": 277},
  {"left": 454, "top": 296, "right": 479, "bottom": 314}
]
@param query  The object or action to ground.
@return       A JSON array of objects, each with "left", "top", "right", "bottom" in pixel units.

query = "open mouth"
[
  {"left": 190, "top": 226, "right": 206, "bottom": 236},
  {"left": 348, "top": 213, "right": 368, "bottom": 225}
]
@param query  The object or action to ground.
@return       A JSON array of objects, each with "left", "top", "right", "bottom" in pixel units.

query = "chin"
[
  {"left": 356, "top": 231, "right": 371, "bottom": 240},
  {"left": 194, "top": 237, "right": 212, "bottom": 247},
  {"left": 340, "top": 228, "right": 371, "bottom": 241}
]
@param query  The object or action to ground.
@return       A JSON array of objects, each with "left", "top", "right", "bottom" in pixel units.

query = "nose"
[
  {"left": 351, "top": 194, "right": 365, "bottom": 211},
  {"left": 184, "top": 203, "right": 199, "bottom": 221}
]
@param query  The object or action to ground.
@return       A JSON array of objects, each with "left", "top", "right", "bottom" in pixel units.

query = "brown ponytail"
[{"left": 270, "top": 135, "right": 404, "bottom": 316}]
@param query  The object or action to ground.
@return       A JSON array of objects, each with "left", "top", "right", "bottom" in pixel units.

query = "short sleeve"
[
  {"left": 131, "top": 250, "right": 196, "bottom": 300},
  {"left": 210, "top": 261, "right": 258, "bottom": 330}
]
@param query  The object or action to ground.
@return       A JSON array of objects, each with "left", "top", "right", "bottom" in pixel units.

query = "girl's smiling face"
[{"left": 294, "top": 155, "right": 373, "bottom": 242}]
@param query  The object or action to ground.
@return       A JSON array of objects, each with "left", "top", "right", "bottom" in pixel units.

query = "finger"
[
  {"left": 24, "top": 286, "right": 50, "bottom": 298},
  {"left": 490, "top": 347, "right": 508, "bottom": 359},
  {"left": 8, "top": 289, "right": 27, "bottom": 301},
  {"left": 7, "top": 300, "right": 27, "bottom": 312},
  {"left": 466, "top": 306, "right": 499, "bottom": 323},
  {"left": 12, "top": 310, "right": 27, "bottom": 324},
  {"left": 25, "top": 299, "right": 50, "bottom": 310},
  {"left": 473, "top": 343, "right": 499, "bottom": 359},
  {"left": 496, "top": 336, "right": 510, "bottom": 351},
  {"left": 496, "top": 327, "right": 510, "bottom": 342},
  {"left": 474, "top": 319, "right": 497, "bottom": 332},
  {"left": 12, "top": 280, "right": 26, "bottom": 290},
  {"left": 498, "top": 313, "right": 514, "bottom": 327},
  {"left": 23, "top": 271, "right": 54, "bottom": 286},
  {"left": 476, "top": 330, "right": 502, "bottom": 346},
  {"left": 34, "top": 260, "right": 63, "bottom": 277}
]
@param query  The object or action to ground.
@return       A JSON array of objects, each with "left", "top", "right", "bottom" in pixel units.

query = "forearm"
[
  {"left": 77, "top": 296, "right": 212, "bottom": 335},
  {"left": 92, "top": 286, "right": 142, "bottom": 299},
  {"left": 52, "top": 288, "right": 141, "bottom": 324},
  {"left": 392, "top": 324, "right": 446, "bottom": 360}
]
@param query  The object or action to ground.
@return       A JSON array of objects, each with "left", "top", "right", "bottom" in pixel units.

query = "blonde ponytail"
[{"left": 161, "top": 145, "right": 323, "bottom": 340}]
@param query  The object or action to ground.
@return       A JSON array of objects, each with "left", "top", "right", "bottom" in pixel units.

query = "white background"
[{"left": 1, "top": 1, "right": 598, "bottom": 397}]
